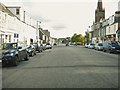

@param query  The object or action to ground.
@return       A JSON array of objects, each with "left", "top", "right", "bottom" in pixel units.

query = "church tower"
[{"left": 95, "top": 0, "right": 105, "bottom": 23}]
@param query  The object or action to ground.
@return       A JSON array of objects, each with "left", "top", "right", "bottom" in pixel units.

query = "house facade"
[{"left": 0, "top": 3, "right": 37, "bottom": 46}]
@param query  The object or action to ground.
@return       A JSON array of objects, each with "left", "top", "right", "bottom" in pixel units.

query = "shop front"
[{"left": 106, "top": 34, "right": 116, "bottom": 41}]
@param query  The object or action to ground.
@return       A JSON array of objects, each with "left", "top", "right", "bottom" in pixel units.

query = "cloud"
[
  {"left": 52, "top": 24, "right": 66, "bottom": 30},
  {"left": 39, "top": 17, "right": 52, "bottom": 22}
]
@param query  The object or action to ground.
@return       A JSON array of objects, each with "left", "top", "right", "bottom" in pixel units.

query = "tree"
[
  {"left": 66, "top": 37, "right": 71, "bottom": 42},
  {"left": 71, "top": 33, "right": 77, "bottom": 42},
  {"left": 71, "top": 33, "right": 84, "bottom": 45},
  {"left": 85, "top": 31, "right": 90, "bottom": 44}
]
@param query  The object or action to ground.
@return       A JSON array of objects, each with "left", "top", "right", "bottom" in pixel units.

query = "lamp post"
[{"left": 36, "top": 21, "right": 41, "bottom": 43}]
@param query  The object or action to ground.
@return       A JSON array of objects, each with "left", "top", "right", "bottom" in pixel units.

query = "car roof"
[{"left": 4, "top": 43, "right": 17, "bottom": 44}]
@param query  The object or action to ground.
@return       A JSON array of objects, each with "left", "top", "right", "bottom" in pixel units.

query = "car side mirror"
[{"left": 18, "top": 46, "right": 22, "bottom": 49}]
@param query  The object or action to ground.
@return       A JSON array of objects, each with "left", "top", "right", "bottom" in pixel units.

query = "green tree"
[
  {"left": 66, "top": 37, "right": 71, "bottom": 42},
  {"left": 71, "top": 33, "right": 77, "bottom": 42},
  {"left": 71, "top": 33, "right": 84, "bottom": 45},
  {"left": 85, "top": 32, "right": 90, "bottom": 44}
]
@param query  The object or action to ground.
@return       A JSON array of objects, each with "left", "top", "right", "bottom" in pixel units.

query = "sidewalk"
[
  {"left": 0, "top": 47, "right": 2, "bottom": 63},
  {"left": 0, "top": 51, "right": 1, "bottom": 68}
]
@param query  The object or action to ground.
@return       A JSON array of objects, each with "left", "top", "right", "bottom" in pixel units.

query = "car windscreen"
[
  {"left": 98, "top": 43, "right": 103, "bottom": 46},
  {"left": 2, "top": 43, "right": 17, "bottom": 50},
  {"left": 111, "top": 42, "right": 119, "bottom": 47},
  {"left": 46, "top": 43, "right": 50, "bottom": 45}
]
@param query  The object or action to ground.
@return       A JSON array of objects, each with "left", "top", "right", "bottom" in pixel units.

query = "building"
[
  {"left": 0, "top": 3, "right": 18, "bottom": 45},
  {"left": 105, "top": 15, "right": 118, "bottom": 41},
  {"left": 0, "top": 2, "right": 55, "bottom": 46},
  {"left": 91, "top": 22, "right": 101, "bottom": 44},
  {"left": 0, "top": 3, "right": 38, "bottom": 46},
  {"left": 42, "top": 30, "right": 50, "bottom": 44},
  {"left": 7, "top": 6, "right": 37, "bottom": 27},
  {"left": 115, "top": 11, "right": 120, "bottom": 41},
  {"left": 95, "top": 0, "right": 105, "bottom": 23},
  {"left": 89, "top": 0, "right": 120, "bottom": 43},
  {"left": 90, "top": 0, "right": 105, "bottom": 44},
  {"left": 98, "top": 19, "right": 108, "bottom": 42}
]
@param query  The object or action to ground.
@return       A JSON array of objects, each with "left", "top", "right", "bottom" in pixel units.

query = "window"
[
  {"left": 9, "top": 35, "right": 11, "bottom": 42},
  {"left": 16, "top": 8, "right": 20, "bottom": 15}
]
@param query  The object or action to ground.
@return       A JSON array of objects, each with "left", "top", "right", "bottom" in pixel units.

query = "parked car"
[
  {"left": 54, "top": 43, "right": 57, "bottom": 46},
  {"left": 95, "top": 43, "right": 103, "bottom": 51},
  {"left": 103, "top": 41, "right": 120, "bottom": 53},
  {"left": 46, "top": 43, "right": 52, "bottom": 49},
  {"left": 41, "top": 44, "right": 46, "bottom": 50},
  {"left": 85, "top": 43, "right": 89, "bottom": 48},
  {"left": 2, "top": 43, "right": 29, "bottom": 66},
  {"left": 26, "top": 45, "right": 36, "bottom": 57},
  {"left": 88, "top": 43, "right": 95, "bottom": 49},
  {"left": 33, "top": 43, "right": 43, "bottom": 53},
  {"left": 66, "top": 43, "right": 69, "bottom": 46}
]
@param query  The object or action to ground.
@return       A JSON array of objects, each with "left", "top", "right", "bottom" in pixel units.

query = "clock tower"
[{"left": 95, "top": 0, "right": 105, "bottom": 23}]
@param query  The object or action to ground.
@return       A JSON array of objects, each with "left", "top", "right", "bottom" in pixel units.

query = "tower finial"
[{"left": 97, "top": 0, "right": 103, "bottom": 11}]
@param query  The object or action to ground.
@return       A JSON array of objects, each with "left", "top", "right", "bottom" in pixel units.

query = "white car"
[
  {"left": 88, "top": 44, "right": 95, "bottom": 49},
  {"left": 85, "top": 43, "right": 89, "bottom": 48},
  {"left": 95, "top": 43, "right": 103, "bottom": 51},
  {"left": 45, "top": 44, "right": 52, "bottom": 49}
]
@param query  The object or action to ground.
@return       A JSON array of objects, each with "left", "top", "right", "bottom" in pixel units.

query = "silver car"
[{"left": 95, "top": 43, "right": 103, "bottom": 51}]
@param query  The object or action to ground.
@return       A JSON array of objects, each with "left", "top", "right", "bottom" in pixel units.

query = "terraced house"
[
  {"left": 0, "top": 2, "right": 56, "bottom": 47},
  {"left": 90, "top": 0, "right": 120, "bottom": 44}
]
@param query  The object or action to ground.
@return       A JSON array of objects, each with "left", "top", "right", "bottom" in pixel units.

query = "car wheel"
[
  {"left": 103, "top": 49, "right": 106, "bottom": 52},
  {"left": 34, "top": 51, "right": 36, "bottom": 55},
  {"left": 108, "top": 49, "right": 112, "bottom": 54},
  {"left": 38, "top": 50, "right": 40, "bottom": 53},
  {"left": 13, "top": 56, "right": 19, "bottom": 66},
  {"left": 31, "top": 52, "right": 34, "bottom": 57},
  {"left": 25, "top": 53, "right": 30, "bottom": 61}
]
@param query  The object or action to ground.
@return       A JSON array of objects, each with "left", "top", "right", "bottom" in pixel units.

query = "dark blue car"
[{"left": 2, "top": 43, "right": 29, "bottom": 66}]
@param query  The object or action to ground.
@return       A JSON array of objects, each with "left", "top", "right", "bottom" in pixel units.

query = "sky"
[{"left": 0, "top": 0, "right": 119, "bottom": 38}]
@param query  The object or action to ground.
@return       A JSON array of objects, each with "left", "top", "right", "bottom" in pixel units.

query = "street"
[{"left": 2, "top": 45, "right": 118, "bottom": 88}]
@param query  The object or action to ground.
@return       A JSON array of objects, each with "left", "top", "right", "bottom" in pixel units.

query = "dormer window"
[{"left": 16, "top": 8, "right": 20, "bottom": 15}]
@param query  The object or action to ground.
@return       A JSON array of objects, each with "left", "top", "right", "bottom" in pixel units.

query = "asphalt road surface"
[{"left": 2, "top": 45, "right": 118, "bottom": 88}]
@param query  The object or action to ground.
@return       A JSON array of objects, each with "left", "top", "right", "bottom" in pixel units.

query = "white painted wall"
[
  {"left": 106, "top": 23, "right": 118, "bottom": 35},
  {"left": 0, "top": 9, "right": 37, "bottom": 45},
  {"left": 7, "top": 7, "right": 25, "bottom": 22},
  {"left": 16, "top": 18, "right": 36, "bottom": 45}
]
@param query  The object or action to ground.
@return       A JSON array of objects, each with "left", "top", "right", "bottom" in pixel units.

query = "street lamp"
[{"left": 36, "top": 21, "right": 41, "bottom": 43}]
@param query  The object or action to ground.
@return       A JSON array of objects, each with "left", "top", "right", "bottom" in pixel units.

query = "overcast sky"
[{"left": 0, "top": 0, "right": 119, "bottom": 38}]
